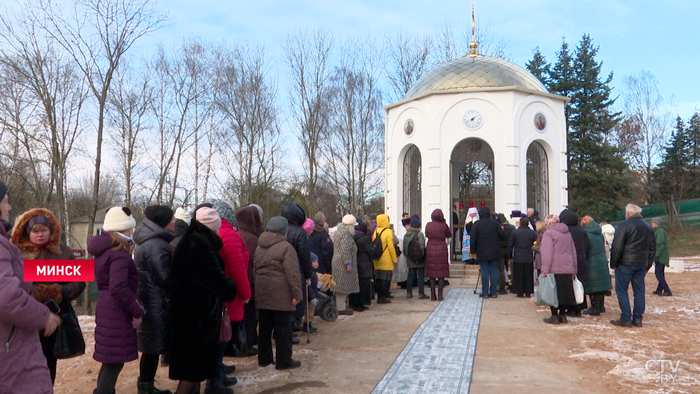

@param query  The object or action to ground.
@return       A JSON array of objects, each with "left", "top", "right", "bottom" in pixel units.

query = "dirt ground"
[{"left": 55, "top": 258, "right": 700, "bottom": 394}]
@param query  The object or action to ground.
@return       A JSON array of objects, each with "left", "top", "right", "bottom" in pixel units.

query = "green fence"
[{"left": 609, "top": 199, "right": 700, "bottom": 229}]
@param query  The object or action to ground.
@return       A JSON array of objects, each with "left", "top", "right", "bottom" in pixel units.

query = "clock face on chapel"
[{"left": 462, "top": 110, "right": 483, "bottom": 130}]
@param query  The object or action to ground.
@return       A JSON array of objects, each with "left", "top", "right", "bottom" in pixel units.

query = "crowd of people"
[
  {"left": 0, "top": 174, "right": 674, "bottom": 393},
  {"left": 461, "top": 203, "right": 670, "bottom": 327}
]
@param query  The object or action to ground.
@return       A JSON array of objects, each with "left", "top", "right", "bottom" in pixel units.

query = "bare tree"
[
  {"left": 283, "top": 28, "right": 334, "bottom": 214},
  {"left": 322, "top": 38, "right": 384, "bottom": 216},
  {"left": 385, "top": 29, "right": 432, "bottom": 101},
  {"left": 619, "top": 71, "right": 671, "bottom": 203}
]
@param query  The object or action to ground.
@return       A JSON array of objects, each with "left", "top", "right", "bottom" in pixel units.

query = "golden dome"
[{"left": 404, "top": 55, "right": 548, "bottom": 100}]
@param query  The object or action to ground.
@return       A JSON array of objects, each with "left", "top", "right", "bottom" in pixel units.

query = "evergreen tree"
[
  {"left": 654, "top": 117, "right": 691, "bottom": 202},
  {"left": 525, "top": 47, "right": 550, "bottom": 86},
  {"left": 565, "top": 34, "right": 628, "bottom": 219},
  {"left": 548, "top": 39, "right": 576, "bottom": 99}
]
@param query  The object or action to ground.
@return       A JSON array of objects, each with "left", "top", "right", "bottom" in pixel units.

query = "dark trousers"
[
  {"left": 139, "top": 352, "right": 160, "bottom": 382},
  {"left": 95, "top": 363, "right": 124, "bottom": 394},
  {"left": 499, "top": 250, "right": 508, "bottom": 291},
  {"left": 258, "top": 309, "right": 294, "bottom": 368},
  {"left": 479, "top": 260, "right": 499, "bottom": 296},
  {"left": 40, "top": 333, "right": 57, "bottom": 383},
  {"left": 654, "top": 263, "right": 672, "bottom": 294},
  {"left": 244, "top": 299, "right": 258, "bottom": 347},
  {"left": 512, "top": 262, "right": 534, "bottom": 296},
  {"left": 406, "top": 267, "right": 426, "bottom": 295},
  {"left": 213, "top": 341, "right": 228, "bottom": 383},
  {"left": 615, "top": 264, "right": 647, "bottom": 323}
]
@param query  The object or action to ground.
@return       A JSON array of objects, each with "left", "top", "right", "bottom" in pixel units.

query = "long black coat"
[
  {"left": 560, "top": 209, "right": 590, "bottom": 288},
  {"left": 133, "top": 218, "right": 173, "bottom": 355},
  {"left": 168, "top": 220, "right": 237, "bottom": 382},
  {"left": 281, "top": 203, "right": 312, "bottom": 281},
  {"left": 353, "top": 231, "right": 374, "bottom": 279},
  {"left": 309, "top": 228, "right": 334, "bottom": 274},
  {"left": 507, "top": 226, "right": 537, "bottom": 263},
  {"left": 470, "top": 207, "right": 505, "bottom": 262}
]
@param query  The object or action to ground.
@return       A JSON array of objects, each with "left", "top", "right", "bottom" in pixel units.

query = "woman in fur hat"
[
  {"left": 331, "top": 215, "right": 360, "bottom": 315},
  {"left": 11, "top": 208, "right": 86, "bottom": 385}
]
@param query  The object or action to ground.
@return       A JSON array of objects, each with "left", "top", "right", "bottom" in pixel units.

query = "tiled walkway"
[{"left": 371, "top": 288, "right": 483, "bottom": 394}]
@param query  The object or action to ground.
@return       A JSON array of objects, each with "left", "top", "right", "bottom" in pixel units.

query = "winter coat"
[
  {"left": 331, "top": 224, "right": 359, "bottom": 295},
  {"left": 469, "top": 207, "right": 505, "bottom": 262},
  {"left": 168, "top": 219, "right": 237, "bottom": 382},
  {"left": 170, "top": 219, "right": 188, "bottom": 249},
  {"left": 133, "top": 218, "right": 174, "bottom": 355},
  {"left": 280, "top": 203, "right": 312, "bottom": 281},
  {"left": 654, "top": 226, "right": 669, "bottom": 266},
  {"left": 532, "top": 228, "right": 545, "bottom": 270},
  {"left": 610, "top": 217, "right": 655, "bottom": 269},
  {"left": 373, "top": 214, "right": 397, "bottom": 271},
  {"left": 235, "top": 206, "right": 261, "bottom": 299},
  {"left": 88, "top": 232, "right": 145, "bottom": 364},
  {"left": 353, "top": 230, "right": 374, "bottom": 279},
  {"left": 12, "top": 208, "right": 85, "bottom": 304},
  {"left": 403, "top": 228, "right": 426, "bottom": 269},
  {"left": 507, "top": 226, "right": 537, "bottom": 263},
  {"left": 560, "top": 209, "right": 590, "bottom": 288},
  {"left": 425, "top": 209, "right": 452, "bottom": 278},
  {"left": 583, "top": 221, "right": 613, "bottom": 294},
  {"left": 254, "top": 231, "right": 303, "bottom": 311},
  {"left": 309, "top": 227, "right": 334, "bottom": 274},
  {"left": 0, "top": 221, "right": 53, "bottom": 394},
  {"left": 218, "top": 219, "right": 252, "bottom": 322},
  {"left": 540, "top": 223, "right": 578, "bottom": 275},
  {"left": 501, "top": 223, "right": 515, "bottom": 250}
]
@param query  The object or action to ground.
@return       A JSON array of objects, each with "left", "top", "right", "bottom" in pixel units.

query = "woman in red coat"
[{"left": 425, "top": 209, "right": 452, "bottom": 301}]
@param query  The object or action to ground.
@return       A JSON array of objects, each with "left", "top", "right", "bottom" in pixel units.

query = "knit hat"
[
  {"left": 410, "top": 217, "right": 421, "bottom": 229},
  {"left": 266, "top": 216, "right": 288, "bottom": 234},
  {"left": 174, "top": 207, "right": 191, "bottom": 225},
  {"left": 249, "top": 204, "right": 263, "bottom": 218},
  {"left": 26, "top": 215, "right": 53, "bottom": 236},
  {"left": 145, "top": 205, "right": 174, "bottom": 229},
  {"left": 342, "top": 214, "right": 358, "bottom": 226},
  {"left": 103, "top": 207, "right": 137, "bottom": 232},
  {"left": 651, "top": 217, "right": 663, "bottom": 226},
  {"left": 302, "top": 218, "right": 315, "bottom": 235},
  {"left": 310, "top": 252, "right": 319, "bottom": 263},
  {"left": 0, "top": 180, "right": 7, "bottom": 201},
  {"left": 196, "top": 207, "right": 222, "bottom": 232},
  {"left": 193, "top": 203, "right": 213, "bottom": 221},
  {"left": 213, "top": 200, "right": 237, "bottom": 226}
]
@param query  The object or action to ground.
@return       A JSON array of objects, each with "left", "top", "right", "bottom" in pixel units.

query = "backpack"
[
  {"left": 371, "top": 228, "right": 387, "bottom": 260},
  {"left": 406, "top": 234, "right": 424, "bottom": 263}
]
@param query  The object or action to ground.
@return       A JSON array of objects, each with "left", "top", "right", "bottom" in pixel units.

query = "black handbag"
[{"left": 53, "top": 286, "right": 86, "bottom": 359}]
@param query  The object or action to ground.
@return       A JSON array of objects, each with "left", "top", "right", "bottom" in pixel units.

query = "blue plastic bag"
[{"left": 536, "top": 274, "right": 559, "bottom": 308}]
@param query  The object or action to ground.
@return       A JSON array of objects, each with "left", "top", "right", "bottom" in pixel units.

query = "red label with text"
[{"left": 24, "top": 260, "right": 95, "bottom": 282}]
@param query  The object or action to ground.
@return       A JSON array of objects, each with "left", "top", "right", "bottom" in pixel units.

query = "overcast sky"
[{"left": 128, "top": 0, "right": 700, "bottom": 119}]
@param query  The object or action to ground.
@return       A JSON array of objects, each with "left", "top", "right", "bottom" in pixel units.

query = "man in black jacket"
[
  {"left": 499, "top": 215, "right": 515, "bottom": 294},
  {"left": 281, "top": 203, "right": 313, "bottom": 334},
  {"left": 470, "top": 207, "right": 505, "bottom": 298},
  {"left": 308, "top": 212, "right": 333, "bottom": 274},
  {"left": 610, "top": 204, "right": 656, "bottom": 328},
  {"left": 507, "top": 217, "right": 537, "bottom": 297}
]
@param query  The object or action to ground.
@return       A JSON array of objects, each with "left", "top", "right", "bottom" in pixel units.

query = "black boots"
[
  {"left": 582, "top": 295, "right": 601, "bottom": 316},
  {"left": 137, "top": 381, "right": 171, "bottom": 394},
  {"left": 377, "top": 279, "right": 391, "bottom": 304}
]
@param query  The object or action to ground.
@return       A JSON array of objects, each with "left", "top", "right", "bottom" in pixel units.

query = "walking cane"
[
  {"left": 306, "top": 281, "right": 310, "bottom": 344},
  {"left": 473, "top": 267, "right": 481, "bottom": 294}
]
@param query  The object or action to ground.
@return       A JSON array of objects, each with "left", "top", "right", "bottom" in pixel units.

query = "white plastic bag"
[
  {"left": 573, "top": 277, "right": 584, "bottom": 304},
  {"left": 536, "top": 274, "right": 559, "bottom": 308}
]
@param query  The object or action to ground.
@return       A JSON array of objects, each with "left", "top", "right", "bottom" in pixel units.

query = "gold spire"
[{"left": 467, "top": 3, "right": 479, "bottom": 57}]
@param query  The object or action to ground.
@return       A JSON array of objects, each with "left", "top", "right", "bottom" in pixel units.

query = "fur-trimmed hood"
[{"left": 11, "top": 208, "right": 62, "bottom": 259}]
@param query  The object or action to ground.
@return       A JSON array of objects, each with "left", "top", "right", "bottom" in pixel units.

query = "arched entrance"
[
  {"left": 450, "top": 138, "right": 494, "bottom": 258},
  {"left": 526, "top": 141, "right": 549, "bottom": 217},
  {"left": 403, "top": 145, "right": 422, "bottom": 218}
]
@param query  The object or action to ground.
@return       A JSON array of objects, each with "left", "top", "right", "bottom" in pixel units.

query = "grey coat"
[{"left": 331, "top": 224, "right": 359, "bottom": 295}]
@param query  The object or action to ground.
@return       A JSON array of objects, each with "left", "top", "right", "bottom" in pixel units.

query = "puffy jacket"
[
  {"left": 610, "top": 216, "right": 655, "bottom": 269},
  {"left": 353, "top": 229, "right": 374, "bottom": 279},
  {"left": 469, "top": 207, "right": 505, "bottom": 262},
  {"left": 540, "top": 223, "right": 578, "bottom": 275},
  {"left": 373, "top": 214, "right": 397, "bottom": 271},
  {"left": 583, "top": 221, "right": 612, "bottom": 294},
  {"left": 133, "top": 218, "right": 174, "bottom": 354},
  {"left": 425, "top": 209, "right": 451, "bottom": 278},
  {"left": 235, "top": 206, "right": 261, "bottom": 299},
  {"left": 0, "top": 221, "right": 53, "bottom": 394},
  {"left": 654, "top": 226, "right": 669, "bottom": 266},
  {"left": 403, "top": 228, "right": 425, "bottom": 269},
  {"left": 89, "top": 232, "right": 145, "bottom": 364},
  {"left": 309, "top": 227, "right": 334, "bottom": 274},
  {"left": 218, "top": 219, "right": 251, "bottom": 322},
  {"left": 280, "top": 203, "right": 312, "bottom": 280},
  {"left": 254, "top": 231, "right": 303, "bottom": 311},
  {"left": 560, "top": 209, "right": 590, "bottom": 287}
]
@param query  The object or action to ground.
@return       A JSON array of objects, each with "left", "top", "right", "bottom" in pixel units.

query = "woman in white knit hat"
[
  {"left": 87, "top": 206, "right": 146, "bottom": 394},
  {"left": 331, "top": 214, "right": 360, "bottom": 315}
]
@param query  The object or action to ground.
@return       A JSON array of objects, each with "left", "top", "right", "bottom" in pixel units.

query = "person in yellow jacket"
[{"left": 373, "top": 214, "right": 397, "bottom": 304}]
